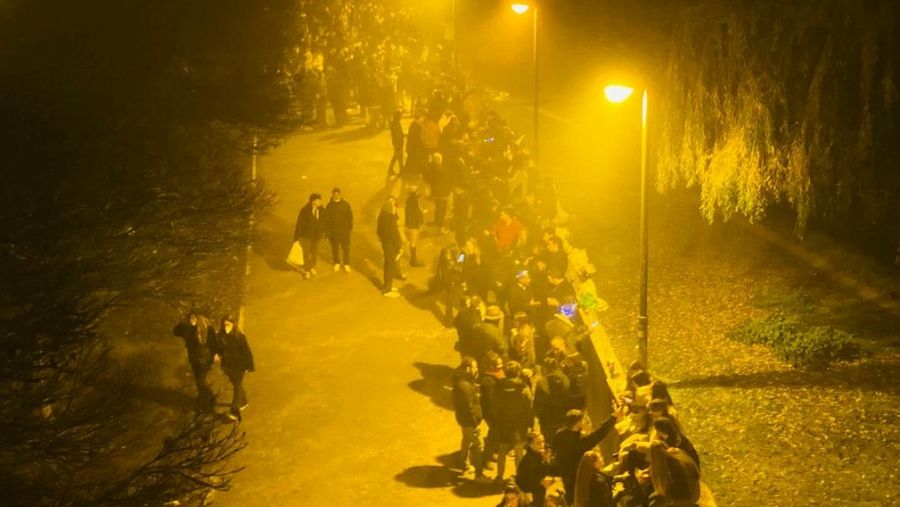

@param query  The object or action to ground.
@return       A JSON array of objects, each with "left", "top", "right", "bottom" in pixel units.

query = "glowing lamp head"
[
  {"left": 604, "top": 85, "right": 634, "bottom": 103},
  {"left": 511, "top": 3, "right": 530, "bottom": 14}
]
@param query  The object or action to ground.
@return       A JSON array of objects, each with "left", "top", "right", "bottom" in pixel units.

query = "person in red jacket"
[{"left": 492, "top": 208, "right": 524, "bottom": 254}]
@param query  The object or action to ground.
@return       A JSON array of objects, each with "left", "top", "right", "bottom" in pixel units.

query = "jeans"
[
  {"left": 382, "top": 246, "right": 398, "bottom": 292},
  {"left": 434, "top": 197, "right": 448, "bottom": 227},
  {"left": 459, "top": 424, "right": 484, "bottom": 475},
  {"left": 300, "top": 237, "right": 320, "bottom": 270},
  {"left": 190, "top": 361, "right": 214, "bottom": 411},
  {"left": 495, "top": 440, "right": 525, "bottom": 482},
  {"left": 330, "top": 235, "right": 350, "bottom": 265},
  {"left": 387, "top": 147, "right": 403, "bottom": 178},
  {"left": 226, "top": 369, "right": 247, "bottom": 416}
]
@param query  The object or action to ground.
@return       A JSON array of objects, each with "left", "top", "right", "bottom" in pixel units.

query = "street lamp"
[
  {"left": 604, "top": 84, "right": 650, "bottom": 369},
  {"left": 512, "top": 3, "right": 539, "bottom": 164}
]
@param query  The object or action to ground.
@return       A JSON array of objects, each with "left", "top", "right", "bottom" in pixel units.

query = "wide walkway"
[{"left": 216, "top": 124, "right": 499, "bottom": 505}]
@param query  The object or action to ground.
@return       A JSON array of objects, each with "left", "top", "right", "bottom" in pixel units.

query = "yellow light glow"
[
  {"left": 604, "top": 85, "right": 634, "bottom": 103},
  {"left": 511, "top": 3, "right": 530, "bottom": 14}
]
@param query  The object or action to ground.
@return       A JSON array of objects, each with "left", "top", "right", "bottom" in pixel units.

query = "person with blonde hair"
[
  {"left": 572, "top": 451, "right": 614, "bottom": 507},
  {"left": 172, "top": 311, "right": 217, "bottom": 411},
  {"left": 648, "top": 440, "right": 700, "bottom": 506}
]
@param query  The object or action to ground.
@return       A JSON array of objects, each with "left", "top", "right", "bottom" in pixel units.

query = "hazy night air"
[{"left": 0, "top": 1, "right": 897, "bottom": 505}]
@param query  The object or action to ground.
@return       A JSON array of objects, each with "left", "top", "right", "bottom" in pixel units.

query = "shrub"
[
  {"left": 778, "top": 325, "right": 861, "bottom": 370},
  {"left": 728, "top": 313, "right": 861, "bottom": 370}
]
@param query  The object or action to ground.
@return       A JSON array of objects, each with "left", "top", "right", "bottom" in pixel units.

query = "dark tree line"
[
  {"left": 0, "top": 1, "right": 300, "bottom": 504},
  {"left": 655, "top": 0, "right": 899, "bottom": 248}
]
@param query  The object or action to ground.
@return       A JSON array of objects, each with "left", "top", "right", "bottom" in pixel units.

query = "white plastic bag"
[{"left": 286, "top": 241, "right": 304, "bottom": 268}]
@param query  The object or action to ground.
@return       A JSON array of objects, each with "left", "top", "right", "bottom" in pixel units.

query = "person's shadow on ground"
[
  {"left": 254, "top": 214, "right": 298, "bottom": 273},
  {"left": 408, "top": 362, "right": 454, "bottom": 411},
  {"left": 394, "top": 452, "right": 504, "bottom": 498}
]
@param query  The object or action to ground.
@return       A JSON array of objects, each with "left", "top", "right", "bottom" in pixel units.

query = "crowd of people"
[
  {"left": 172, "top": 61, "right": 704, "bottom": 503},
  {"left": 369, "top": 86, "right": 704, "bottom": 505}
]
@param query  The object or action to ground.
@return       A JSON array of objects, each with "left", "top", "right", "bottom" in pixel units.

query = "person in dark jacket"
[
  {"left": 387, "top": 110, "right": 404, "bottom": 181},
  {"left": 173, "top": 312, "right": 217, "bottom": 411},
  {"left": 494, "top": 361, "right": 534, "bottom": 484},
  {"left": 454, "top": 294, "right": 484, "bottom": 358},
  {"left": 535, "top": 356, "right": 571, "bottom": 442},
  {"left": 652, "top": 417, "right": 700, "bottom": 470},
  {"left": 479, "top": 352, "right": 506, "bottom": 466},
  {"left": 325, "top": 188, "right": 353, "bottom": 272},
  {"left": 507, "top": 270, "right": 537, "bottom": 320},
  {"left": 404, "top": 189, "right": 425, "bottom": 267},
  {"left": 552, "top": 410, "right": 617, "bottom": 504},
  {"left": 453, "top": 357, "right": 491, "bottom": 483},
  {"left": 215, "top": 314, "right": 254, "bottom": 422},
  {"left": 376, "top": 196, "right": 404, "bottom": 297},
  {"left": 516, "top": 431, "right": 558, "bottom": 507},
  {"left": 403, "top": 110, "right": 426, "bottom": 184},
  {"left": 294, "top": 193, "right": 325, "bottom": 277},
  {"left": 471, "top": 306, "right": 507, "bottom": 371}
]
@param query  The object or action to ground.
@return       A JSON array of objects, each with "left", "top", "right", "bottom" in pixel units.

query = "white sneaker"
[
  {"left": 343, "top": 265, "right": 351, "bottom": 273},
  {"left": 309, "top": 268, "right": 317, "bottom": 276},
  {"left": 333, "top": 264, "right": 341, "bottom": 272},
  {"left": 382, "top": 290, "right": 400, "bottom": 298}
]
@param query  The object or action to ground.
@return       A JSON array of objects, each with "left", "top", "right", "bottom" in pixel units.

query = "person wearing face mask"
[{"left": 215, "top": 314, "right": 255, "bottom": 422}]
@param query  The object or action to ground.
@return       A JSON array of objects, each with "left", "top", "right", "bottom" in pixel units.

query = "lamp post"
[
  {"left": 451, "top": 0, "right": 458, "bottom": 74},
  {"left": 512, "top": 3, "right": 539, "bottom": 164},
  {"left": 604, "top": 85, "right": 650, "bottom": 368}
]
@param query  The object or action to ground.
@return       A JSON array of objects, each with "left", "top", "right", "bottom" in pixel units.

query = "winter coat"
[
  {"left": 471, "top": 322, "right": 507, "bottom": 368},
  {"left": 215, "top": 328, "right": 254, "bottom": 375},
  {"left": 294, "top": 203, "right": 325, "bottom": 241},
  {"left": 478, "top": 370, "right": 505, "bottom": 425},
  {"left": 552, "top": 415, "right": 617, "bottom": 496},
  {"left": 534, "top": 370, "right": 571, "bottom": 434},
  {"left": 376, "top": 209, "right": 402, "bottom": 255},
  {"left": 173, "top": 318, "right": 216, "bottom": 368},
  {"left": 493, "top": 377, "right": 533, "bottom": 443},
  {"left": 452, "top": 372, "right": 483, "bottom": 428},
  {"left": 516, "top": 448, "right": 557, "bottom": 507},
  {"left": 506, "top": 282, "right": 534, "bottom": 318},
  {"left": 430, "top": 163, "right": 453, "bottom": 199},
  {"left": 325, "top": 198, "right": 353, "bottom": 238}
]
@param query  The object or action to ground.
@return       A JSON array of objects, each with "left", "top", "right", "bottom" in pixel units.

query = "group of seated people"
[
  {"left": 454, "top": 333, "right": 703, "bottom": 507},
  {"left": 404, "top": 89, "right": 702, "bottom": 506}
]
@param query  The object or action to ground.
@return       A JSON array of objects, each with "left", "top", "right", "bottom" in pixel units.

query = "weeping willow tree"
[{"left": 656, "top": 0, "right": 899, "bottom": 240}]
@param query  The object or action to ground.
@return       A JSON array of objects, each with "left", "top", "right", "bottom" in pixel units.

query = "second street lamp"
[
  {"left": 605, "top": 84, "right": 650, "bottom": 369},
  {"left": 512, "top": 3, "right": 539, "bottom": 164}
]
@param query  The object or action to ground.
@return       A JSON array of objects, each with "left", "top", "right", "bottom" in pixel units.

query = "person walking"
[
  {"left": 376, "top": 195, "right": 404, "bottom": 297},
  {"left": 215, "top": 314, "right": 255, "bottom": 422},
  {"left": 453, "top": 357, "right": 492, "bottom": 484},
  {"left": 404, "top": 188, "right": 425, "bottom": 267},
  {"left": 387, "top": 110, "right": 404, "bottom": 182},
  {"left": 172, "top": 311, "right": 217, "bottom": 412},
  {"left": 294, "top": 193, "right": 325, "bottom": 278},
  {"left": 325, "top": 188, "right": 353, "bottom": 273}
]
